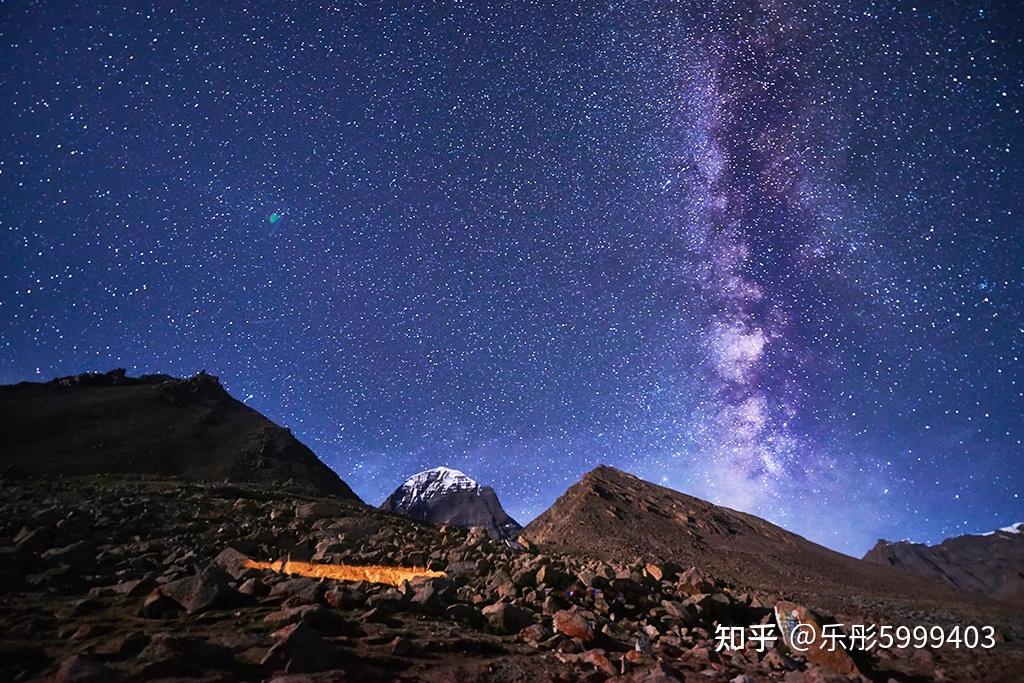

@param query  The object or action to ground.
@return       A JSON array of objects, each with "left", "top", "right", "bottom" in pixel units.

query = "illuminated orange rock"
[{"left": 242, "top": 558, "right": 445, "bottom": 587}]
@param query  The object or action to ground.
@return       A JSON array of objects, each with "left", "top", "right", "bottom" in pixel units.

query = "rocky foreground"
[{"left": 3, "top": 475, "right": 1023, "bottom": 682}]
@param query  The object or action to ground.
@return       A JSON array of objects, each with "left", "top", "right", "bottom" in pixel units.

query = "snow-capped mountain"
[
  {"left": 864, "top": 522, "right": 1024, "bottom": 604},
  {"left": 380, "top": 466, "right": 522, "bottom": 541}
]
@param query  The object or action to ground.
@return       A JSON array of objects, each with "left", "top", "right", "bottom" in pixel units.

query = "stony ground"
[{"left": 1, "top": 475, "right": 1021, "bottom": 682}]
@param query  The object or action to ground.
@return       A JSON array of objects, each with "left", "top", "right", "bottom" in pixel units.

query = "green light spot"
[{"left": 268, "top": 212, "right": 282, "bottom": 224}]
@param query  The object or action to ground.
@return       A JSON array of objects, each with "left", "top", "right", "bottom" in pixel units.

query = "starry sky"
[{"left": 2, "top": 1, "right": 1021, "bottom": 556}]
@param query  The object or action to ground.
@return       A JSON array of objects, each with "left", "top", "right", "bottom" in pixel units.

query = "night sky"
[{"left": 2, "top": 1, "right": 1021, "bottom": 556}]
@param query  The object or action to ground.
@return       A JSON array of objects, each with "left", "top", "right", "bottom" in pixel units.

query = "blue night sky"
[{"left": 1, "top": 1, "right": 1021, "bottom": 556}]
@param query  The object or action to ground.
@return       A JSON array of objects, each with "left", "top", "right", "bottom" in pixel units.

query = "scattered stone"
[
  {"left": 213, "top": 547, "right": 254, "bottom": 580},
  {"left": 159, "top": 565, "right": 236, "bottom": 613},
  {"left": 445, "top": 603, "right": 485, "bottom": 628},
  {"left": 270, "top": 576, "right": 324, "bottom": 604},
  {"left": 261, "top": 622, "right": 338, "bottom": 673},
  {"left": 553, "top": 609, "right": 596, "bottom": 642},
  {"left": 482, "top": 601, "right": 534, "bottom": 634},
  {"left": 295, "top": 502, "right": 340, "bottom": 520},
  {"left": 138, "top": 589, "right": 181, "bottom": 618},
  {"left": 47, "top": 654, "right": 123, "bottom": 683},
  {"left": 388, "top": 636, "right": 412, "bottom": 656},
  {"left": 41, "top": 541, "right": 96, "bottom": 573}
]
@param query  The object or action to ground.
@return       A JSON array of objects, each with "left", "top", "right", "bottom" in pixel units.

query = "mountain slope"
[
  {"left": 381, "top": 466, "right": 522, "bottom": 540},
  {"left": 522, "top": 465, "right": 1018, "bottom": 622},
  {"left": 0, "top": 369, "right": 360, "bottom": 500},
  {"left": 864, "top": 523, "right": 1024, "bottom": 604}
]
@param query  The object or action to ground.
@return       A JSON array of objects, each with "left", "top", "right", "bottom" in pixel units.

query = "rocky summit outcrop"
[
  {"left": 0, "top": 369, "right": 359, "bottom": 500},
  {"left": 522, "top": 466, "right": 1022, "bottom": 624},
  {"left": 864, "top": 523, "right": 1024, "bottom": 604},
  {"left": 5, "top": 475, "right": 1023, "bottom": 682},
  {"left": 381, "top": 466, "right": 522, "bottom": 541}
]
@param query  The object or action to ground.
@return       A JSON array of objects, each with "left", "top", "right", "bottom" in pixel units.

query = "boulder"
[
  {"left": 553, "top": 609, "right": 596, "bottom": 642},
  {"left": 212, "top": 547, "right": 254, "bottom": 580},
  {"left": 482, "top": 602, "right": 534, "bottom": 634},
  {"left": 269, "top": 577, "right": 324, "bottom": 604},
  {"left": 41, "top": 541, "right": 96, "bottom": 573},
  {"left": 159, "top": 566, "right": 236, "bottom": 613},
  {"left": 261, "top": 622, "right": 338, "bottom": 673},
  {"left": 774, "top": 602, "right": 861, "bottom": 677},
  {"left": 445, "top": 603, "right": 485, "bottom": 628}
]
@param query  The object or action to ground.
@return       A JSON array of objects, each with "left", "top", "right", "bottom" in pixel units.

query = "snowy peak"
[
  {"left": 381, "top": 466, "right": 522, "bottom": 541},
  {"left": 394, "top": 466, "right": 480, "bottom": 507}
]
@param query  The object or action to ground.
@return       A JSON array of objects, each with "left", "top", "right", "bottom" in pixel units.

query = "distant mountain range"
[
  {"left": 864, "top": 523, "right": 1024, "bottom": 605},
  {"left": 380, "top": 466, "right": 522, "bottom": 541}
]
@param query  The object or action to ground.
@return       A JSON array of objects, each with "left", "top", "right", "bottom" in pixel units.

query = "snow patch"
[{"left": 979, "top": 522, "right": 1024, "bottom": 537}]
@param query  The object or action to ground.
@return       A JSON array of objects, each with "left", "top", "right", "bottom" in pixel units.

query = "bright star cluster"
[{"left": 1, "top": 2, "right": 1020, "bottom": 555}]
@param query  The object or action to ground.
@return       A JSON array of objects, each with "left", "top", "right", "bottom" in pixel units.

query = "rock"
[
  {"left": 445, "top": 561, "right": 478, "bottom": 578},
  {"left": 41, "top": 541, "right": 96, "bottom": 573},
  {"left": 91, "top": 632, "right": 150, "bottom": 659},
  {"left": 584, "top": 649, "right": 617, "bottom": 675},
  {"left": 677, "top": 567, "right": 714, "bottom": 595},
  {"left": 239, "top": 577, "right": 270, "bottom": 597},
  {"left": 542, "top": 593, "right": 569, "bottom": 615},
  {"left": 47, "top": 654, "right": 123, "bottom": 682},
  {"left": 270, "top": 577, "right": 324, "bottom": 604},
  {"left": 295, "top": 502, "right": 341, "bottom": 520},
  {"left": 481, "top": 601, "right": 534, "bottom": 634},
  {"left": 409, "top": 577, "right": 450, "bottom": 614},
  {"left": 262, "top": 622, "right": 338, "bottom": 673},
  {"left": 535, "top": 564, "right": 568, "bottom": 588},
  {"left": 134, "top": 633, "right": 234, "bottom": 677},
  {"left": 264, "top": 604, "right": 350, "bottom": 631},
  {"left": 212, "top": 547, "right": 254, "bottom": 580},
  {"left": 445, "top": 603, "right": 485, "bottom": 628},
  {"left": 687, "top": 592, "right": 733, "bottom": 624},
  {"left": 388, "top": 636, "right": 412, "bottom": 656},
  {"left": 761, "top": 648, "right": 796, "bottom": 671},
  {"left": 110, "top": 578, "right": 155, "bottom": 597},
  {"left": 160, "top": 566, "right": 236, "bottom": 613},
  {"left": 14, "top": 527, "right": 51, "bottom": 554},
  {"left": 660, "top": 599, "right": 695, "bottom": 623},
  {"left": 361, "top": 607, "right": 398, "bottom": 626},
  {"left": 366, "top": 587, "right": 408, "bottom": 613},
  {"left": 138, "top": 589, "right": 181, "bottom": 618},
  {"left": 774, "top": 601, "right": 860, "bottom": 676},
  {"left": 521, "top": 623, "right": 553, "bottom": 643},
  {"left": 324, "top": 586, "right": 365, "bottom": 610},
  {"left": 512, "top": 566, "right": 536, "bottom": 588},
  {"left": 615, "top": 661, "right": 686, "bottom": 682},
  {"left": 553, "top": 609, "right": 596, "bottom": 642}
]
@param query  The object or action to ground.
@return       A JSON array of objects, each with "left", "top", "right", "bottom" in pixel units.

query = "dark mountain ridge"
[{"left": 0, "top": 368, "right": 359, "bottom": 500}]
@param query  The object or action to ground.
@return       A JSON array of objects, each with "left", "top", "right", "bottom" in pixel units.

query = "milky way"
[{"left": 1, "top": 2, "right": 1021, "bottom": 555}]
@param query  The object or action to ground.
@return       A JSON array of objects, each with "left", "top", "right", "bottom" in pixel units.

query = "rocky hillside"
[
  {"left": 4, "top": 474, "right": 1022, "bottom": 682},
  {"left": 522, "top": 466, "right": 1020, "bottom": 623},
  {"left": 864, "top": 523, "right": 1024, "bottom": 604},
  {"left": 381, "top": 467, "right": 522, "bottom": 541},
  {"left": 0, "top": 369, "right": 359, "bottom": 500}
]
